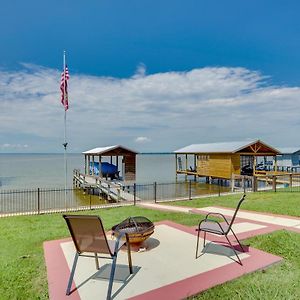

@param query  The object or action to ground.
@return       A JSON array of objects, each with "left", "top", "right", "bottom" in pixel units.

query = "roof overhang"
[
  {"left": 174, "top": 140, "right": 280, "bottom": 155},
  {"left": 82, "top": 145, "right": 138, "bottom": 156}
]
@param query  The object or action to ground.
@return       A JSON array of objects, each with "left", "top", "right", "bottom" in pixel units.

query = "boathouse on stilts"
[{"left": 173, "top": 140, "right": 296, "bottom": 191}]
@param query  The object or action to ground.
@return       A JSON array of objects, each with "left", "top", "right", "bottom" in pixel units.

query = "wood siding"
[
  {"left": 124, "top": 154, "right": 136, "bottom": 181},
  {"left": 197, "top": 153, "right": 240, "bottom": 179}
]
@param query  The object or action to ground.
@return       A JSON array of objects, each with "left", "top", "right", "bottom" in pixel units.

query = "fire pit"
[{"left": 112, "top": 216, "right": 155, "bottom": 244}]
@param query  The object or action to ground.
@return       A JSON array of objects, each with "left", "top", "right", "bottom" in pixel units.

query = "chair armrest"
[{"left": 205, "top": 212, "right": 230, "bottom": 225}]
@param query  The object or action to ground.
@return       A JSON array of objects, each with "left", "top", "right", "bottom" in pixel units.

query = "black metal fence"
[
  {"left": 0, "top": 188, "right": 130, "bottom": 217},
  {"left": 1, "top": 176, "right": 299, "bottom": 217}
]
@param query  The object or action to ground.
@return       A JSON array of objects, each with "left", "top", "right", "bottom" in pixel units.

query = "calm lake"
[{"left": 0, "top": 153, "right": 178, "bottom": 189}]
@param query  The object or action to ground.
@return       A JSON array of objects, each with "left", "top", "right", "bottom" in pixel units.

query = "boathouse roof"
[
  {"left": 174, "top": 140, "right": 280, "bottom": 155},
  {"left": 82, "top": 145, "right": 138, "bottom": 155},
  {"left": 277, "top": 147, "right": 300, "bottom": 155}
]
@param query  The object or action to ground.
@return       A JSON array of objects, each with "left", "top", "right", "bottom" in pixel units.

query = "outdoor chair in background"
[
  {"left": 195, "top": 194, "right": 246, "bottom": 265},
  {"left": 63, "top": 215, "right": 133, "bottom": 300}
]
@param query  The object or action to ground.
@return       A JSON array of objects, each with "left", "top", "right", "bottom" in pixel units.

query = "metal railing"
[
  {"left": 1, "top": 176, "right": 299, "bottom": 217},
  {"left": 0, "top": 187, "right": 131, "bottom": 217}
]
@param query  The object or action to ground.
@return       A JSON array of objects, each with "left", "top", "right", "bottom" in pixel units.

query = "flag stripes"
[{"left": 60, "top": 65, "right": 69, "bottom": 110}]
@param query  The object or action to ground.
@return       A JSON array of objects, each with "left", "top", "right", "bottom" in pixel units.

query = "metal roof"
[
  {"left": 277, "top": 147, "right": 300, "bottom": 154},
  {"left": 174, "top": 140, "right": 279, "bottom": 154},
  {"left": 82, "top": 145, "right": 138, "bottom": 155}
]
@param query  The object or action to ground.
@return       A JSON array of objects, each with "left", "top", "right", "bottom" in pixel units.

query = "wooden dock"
[{"left": 73, "top": 170, "right": 138, "bottom": 202}]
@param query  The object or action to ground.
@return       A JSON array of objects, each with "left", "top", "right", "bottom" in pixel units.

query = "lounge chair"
[
  {"left": 195, "top": 194, "right": 246, "bottom": 265},
  {"left": 63, "top": 215, "right": 133, "bottom": 300}
]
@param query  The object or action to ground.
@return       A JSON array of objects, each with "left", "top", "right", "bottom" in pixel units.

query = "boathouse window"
[{"left": 198, "top": 155, "right": 209, "bottom": 161}]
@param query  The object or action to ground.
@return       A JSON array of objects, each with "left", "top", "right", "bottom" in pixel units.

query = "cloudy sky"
[{"left": 0, "top": 0, "right": 300, "bottom": 153}]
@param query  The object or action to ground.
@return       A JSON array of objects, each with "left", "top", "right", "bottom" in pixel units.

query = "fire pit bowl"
[{"left": 112, "top": 216, "right": 155, "bottom": 244}]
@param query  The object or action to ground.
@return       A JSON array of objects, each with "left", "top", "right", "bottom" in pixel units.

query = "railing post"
[
  {"left": 37, "top": 188, "right": 40, "bottom": 214},
  {"left": 188, "top": 180, "right": 192, "bottom": 200},
  {"left": 218, "top": 179, "right": 221, "bottom": 196},
  {"left": 133, "top": 183, "right": 136, "bottom": 205},
  {"left": 154, "top": 182, "right": 157, "bottom": 203},
  {"left": 273, "top": 176, "right": 276, "bottom": 192}
]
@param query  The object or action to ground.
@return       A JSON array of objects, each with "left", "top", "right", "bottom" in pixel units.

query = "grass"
[
  {"left": 194, "top": 230, "right": 300, "bottom": 300},
  {"left": 169, "top": 191, "right": 300, "bottom": 217},
  {"left": 0, "top": 191, "right": 299, "bottom": 299},
  {"left": 0, "top": 206, "right": 204, "bottom": 300}
]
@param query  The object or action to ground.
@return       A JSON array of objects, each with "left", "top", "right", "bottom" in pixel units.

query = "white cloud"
[
  {"left": 1, "top": 143, "right": 29, "bottom": 149},
  {"left": 135, "top": 136, "right": 151, "bottom": 143},
  {"left": 0, "top": 64, "right": 300, "bottom": 152}
]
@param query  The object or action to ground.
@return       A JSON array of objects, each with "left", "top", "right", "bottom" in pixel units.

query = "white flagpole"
[{"left": 63, "top": 50, "right": 68, "bottom": 210}]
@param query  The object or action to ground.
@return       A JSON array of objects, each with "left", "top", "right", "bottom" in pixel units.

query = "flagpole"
[{"left": 63, "top": 50, "right": 68, "bottom": 210}]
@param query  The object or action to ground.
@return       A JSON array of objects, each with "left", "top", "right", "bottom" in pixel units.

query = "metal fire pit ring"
[{"left": 112, "top": 216, "right": 155, "bottom": 244}]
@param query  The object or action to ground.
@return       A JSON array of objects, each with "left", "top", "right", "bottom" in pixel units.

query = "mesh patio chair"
[
  {"left": 63, "top": 215, "right": 133, "bottom": 300},
  {"left": 195, "top": 194, "right": 246, "bottom": 265}
]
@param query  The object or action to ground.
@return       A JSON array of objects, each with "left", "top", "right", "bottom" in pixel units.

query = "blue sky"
[{"left": 0, "top": 0, "right": 300, "bottom": 152}]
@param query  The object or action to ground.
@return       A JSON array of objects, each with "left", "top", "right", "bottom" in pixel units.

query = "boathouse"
[
  {"left": 174, "top": 140, "right": 280, "bottom": 180},
  {"left": 82, "top": 145, "right": 138, "bottom": 181},
  {"left": 276, "top": 147, "right": 300, "bottom": 169}
]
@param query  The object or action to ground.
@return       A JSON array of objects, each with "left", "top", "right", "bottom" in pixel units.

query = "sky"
[{"left": 0, "top": 0, "right": 300, "bottom": 153}]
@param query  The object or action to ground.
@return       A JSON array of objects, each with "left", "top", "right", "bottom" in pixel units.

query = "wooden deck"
[{"left": 73, "top": 171, "right": 138, "bottom": 202}]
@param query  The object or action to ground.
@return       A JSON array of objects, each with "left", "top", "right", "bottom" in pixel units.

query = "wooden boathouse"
[
  {"left": 174, "top": 140, "right": 281, "bottom": 184},
  {"left": 82, "top": 145, "right": 138, "bottom": 181}
]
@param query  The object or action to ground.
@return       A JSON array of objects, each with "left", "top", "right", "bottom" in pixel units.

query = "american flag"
[{"left": 60, "top": 65, "right": 69, "bottom": 110}]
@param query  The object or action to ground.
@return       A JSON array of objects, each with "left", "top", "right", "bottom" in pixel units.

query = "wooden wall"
[
  {"left": 197, "top": 153, "right": 241, "bottom": 179},
  {"left": 124, "top": 154, "right": 136, "bottom": 181}
]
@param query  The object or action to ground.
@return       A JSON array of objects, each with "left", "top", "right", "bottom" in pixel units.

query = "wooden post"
[
  {"left": 253, "top": 155, "right": 256, "bottom": 176},
  {"left": 87, "top": 155, "right": 90, "bottom": 175},
  {"left": 272, "top": 176, "right": 276, "bottom": 192},
  {"left": 99, "top": 156, "right": 102, "bottom": 177},
  {"left": 231, "top": 174, "right": 235, "bottom": 192},
  {"left": 194, "top": 154, "right": 197, "bottom": 182},
  {"left": 84, "top": 155, "right": 87, "bottom": 175},
  {"left": 92, "top": 155, "right": 95, "bottom": 175},
  {"left": 175, "top": 154, "right": 178, "bottom": 182},
  {"left": 274, "top": 156, "right": 278, "bottom": 172},
  {"left": 252, "top": 176, "right": 257, "bottom": 192},
  {"left": 185, "top": 154, "right": 188, "bottom": 181}
]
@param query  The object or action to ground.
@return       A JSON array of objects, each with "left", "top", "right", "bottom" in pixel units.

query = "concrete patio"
[{"left": 44, "top": 220, "right": 282, "bottom": 300}]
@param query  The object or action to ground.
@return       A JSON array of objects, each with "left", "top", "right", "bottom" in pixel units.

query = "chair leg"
[
  {"left": 195, "top": 229, "right": 201, "bottom": 259},
  {"left": 203, "top": 231, "right": 207, "bottom": 248},
  {"left": 95, "top": 253, "right": 99, "bottom": 270},
  {"left": 66, "top": 252, "right": 79, "bottom": 295},
  {"left": 224, "top": 234, "right": 242, "bottom": 265},
  {"left": 230, "top": 229, "right": 244, "bottom": 252},
  {"left": 107, "top": 256, "right": 117, "bottom": 300},
  {"left": 126, "top": 235, "right": 133, "bottom": 274}
]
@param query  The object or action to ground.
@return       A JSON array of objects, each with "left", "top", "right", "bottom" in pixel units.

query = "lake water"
[{"left": 0, "top": 153, "right": 178, "bottom": 189}]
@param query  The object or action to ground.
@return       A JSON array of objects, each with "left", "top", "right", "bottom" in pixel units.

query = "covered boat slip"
[
  {"left": 82, "top": 145, "right": 137, "bottom": 182},
  {"left": 174, "top": 140, "right": 300, "bottom": 188}
]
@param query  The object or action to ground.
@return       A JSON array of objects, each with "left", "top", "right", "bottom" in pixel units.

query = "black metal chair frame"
[
  {"left": 63, "top": 215, "right": 133, "bottom": 300},
  {"left": 195, "top": 194, "right": 246, "bottom": 265}
]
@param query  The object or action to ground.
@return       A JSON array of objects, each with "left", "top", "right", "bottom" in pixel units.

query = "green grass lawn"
[
  {"left": 0, "top": 191, "right": 299, "bottom": 299},
  {"left": 0, "top": 206, "right": 204, "bottom": 300},
  {"left": 169, "top": 191, "right": 300, "bottom": 217}
]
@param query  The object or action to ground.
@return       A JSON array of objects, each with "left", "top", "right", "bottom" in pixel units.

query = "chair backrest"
[
  {"left": 227, "top": 194, "right": 246, "bottom": 231},
  {"left": 63, "top": 215, "right": 112, "bottom": 256}
]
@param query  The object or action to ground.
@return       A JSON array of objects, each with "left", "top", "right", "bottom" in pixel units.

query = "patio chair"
[
  {"left": 195, "top": 194, "right": 246, "bottom": 265},
  {"left": 63, "top": 215, "right": 133, "bottom": 300}
]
